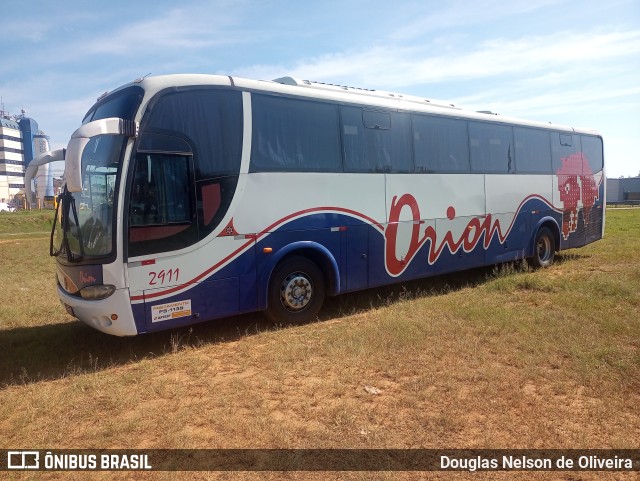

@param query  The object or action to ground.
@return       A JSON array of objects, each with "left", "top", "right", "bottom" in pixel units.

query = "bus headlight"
[{"left": 79, "top": 284, "right": 116, "bottom": 300}]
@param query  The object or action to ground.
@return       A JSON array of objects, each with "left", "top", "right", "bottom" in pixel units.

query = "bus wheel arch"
[{"left": 264, "top": 254, "right": 326, "bottom": 324}]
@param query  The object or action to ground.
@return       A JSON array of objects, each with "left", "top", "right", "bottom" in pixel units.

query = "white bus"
[{"left": 39, "top": 75, "right": 604, "bottom": 336}]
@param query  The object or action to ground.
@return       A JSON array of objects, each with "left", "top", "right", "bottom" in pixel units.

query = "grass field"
[
  {"left": 0, "top": 209, "right": 54, "bottom": 236},
  {"left": 0, "top": 208, "right": 639, "bottom": 480}
]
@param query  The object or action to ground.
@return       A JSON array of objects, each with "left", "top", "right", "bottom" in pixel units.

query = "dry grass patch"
[{"left": 0, "top": 209, "right": 639, "bottom": 480}]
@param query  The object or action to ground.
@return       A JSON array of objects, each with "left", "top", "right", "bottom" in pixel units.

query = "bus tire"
[
  {"left": 265, "top": 256, "right": 325, "bottom": 324},
  {"left": 528, "top": 226, "right": 555, "bottom": 268}
]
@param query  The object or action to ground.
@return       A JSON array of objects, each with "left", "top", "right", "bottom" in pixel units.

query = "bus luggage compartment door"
[{"left": 345, "top": 224, "right": 369, "bottom": 291}]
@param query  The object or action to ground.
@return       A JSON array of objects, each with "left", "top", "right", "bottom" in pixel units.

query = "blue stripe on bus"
[{"left": 132, "top": 192, "right": 604, "bottom": 334}]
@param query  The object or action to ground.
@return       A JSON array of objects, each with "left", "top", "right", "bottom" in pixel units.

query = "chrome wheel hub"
[{"left": 281, "top": 273, "right": 312, "bottom": 311}]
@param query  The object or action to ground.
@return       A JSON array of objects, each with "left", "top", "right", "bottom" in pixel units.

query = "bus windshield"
[{"left": 52, "top": 134, "right": 126, "bottom": 261}]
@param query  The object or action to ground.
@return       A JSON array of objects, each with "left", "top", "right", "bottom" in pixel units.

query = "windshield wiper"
[
  {"left": 50, "top": 193, "right": 63, "bottom": 257},
  {"left": 50, "top": 188, "right": 85, "bottom": 262}
]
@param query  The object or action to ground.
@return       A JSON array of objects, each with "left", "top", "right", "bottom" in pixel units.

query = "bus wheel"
[
  {"left": 528, "top": 226, "right": 555, "bottom": 268},
  {"left": 265, "top": 256, "right": 325, "bottom": 324}
]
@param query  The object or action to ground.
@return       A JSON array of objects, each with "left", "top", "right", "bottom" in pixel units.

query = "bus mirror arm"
[
  {"left": 65, "top": 118, "right": 139, "bottom": 193},
  {"left": 24, "top": 148, "right": 66, "bottom": 207},
  {"left": 65, "top": 137, "right": 90, "bottom": 192}
]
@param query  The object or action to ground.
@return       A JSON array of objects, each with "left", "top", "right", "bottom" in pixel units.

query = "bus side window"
[
  {"left": 363, "top": 110, "right": 394, "bottom": 172},
  {"left": 412, "top": 115, "right": 470, "bottom": 173},
  {"left": 139, "top": 88, "right": 244, "bottom": 243},
  {"left": 250, "top": 94, "right": 341, "bottom": 172},
  {"left": 581, "top": 135, "right": 603, "bottom": 174},
  {"left": 551, "top": 132, "right": 581, "bottom": 173},
  {"left": 469, "top": 121, "right": 514, "bottom": 174},
  {"left": 514, "top": 127, "right": 552, "bottom": 174},
  {"left": 143, "top": 89, "right": 243, "bottom": 179},
  {"left": 341, "top": 107, "right": 367, "bottom": 172},
  {"left": 130, "top": 154, "right": 191, "bottom": 225},
  {"left": 128, "top": 153, "right": 197, "bottom": 257},
  {"left": 196, "top": 175, "right": 239, "bottom": 235},
  {"left": 342, "top": 107, "right": 412, "bottom": 173}
]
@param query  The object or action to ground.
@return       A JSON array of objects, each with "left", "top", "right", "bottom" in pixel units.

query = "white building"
[
  {"left": 0, "top": 108, "right": 53, "bottom": 206},
  {"left": 0, "top": 117, "right": 25, "bottom": 203}
]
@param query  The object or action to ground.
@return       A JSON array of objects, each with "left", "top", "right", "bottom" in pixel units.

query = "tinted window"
[
  {"left": 581, "top": 135, "right": 603, "bottom": 173},
  {"left": 250, "top": 95, "right": 341, "bottom": 172},
  {"left": 469, "top": 122, "right": 514, "bottom": 174},
  {"left": 137, "top": 132, "right": 193, "bottom": 155},
  {"left": 551, "top": 132, "right": 581, "bottom": 173},
  {"left": 342, "top": 107, "right": 412, "bottom": 173},
  {"left": 413, "top": 115, "right": 469, "bottom": 173},
  {"left": 363, "top": 110, "right": 391, "bottom": 130},
  {"left": 144, "top": 89, "right": 243, "bottom": 179},
  {"left": 514, "top": 127, "right": 552, "bottom": 174},
  {"left": 129, "top": 153, "right": 197, "bottom": 257},
  {"left": 196, "top": 175, "right": 237, "bottom": 237},
  {"left": 83, "top": 86, "right": 144, "bottom": 124}
]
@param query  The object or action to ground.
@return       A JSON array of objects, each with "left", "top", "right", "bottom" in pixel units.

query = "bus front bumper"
[{"left": 57, "top": 286, "right": 139, "bottom": 336}]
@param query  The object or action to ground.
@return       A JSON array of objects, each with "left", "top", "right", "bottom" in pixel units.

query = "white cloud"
[
  {"left": 81, "top": 9, "right": 215, "bottom": 56},
  {"left": 456, "top": 84, "right": 640, "bottom": 120},
  {"left": 388, "top": 0, "right": 567, "bottom": 41},
  {"left": 236, "top": 29, "right": 640, "bottom": 90}
]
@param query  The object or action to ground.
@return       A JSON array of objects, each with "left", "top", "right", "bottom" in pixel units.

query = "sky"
[{"left": 1, "top": 0, "right": 639, "bottom": 177}]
